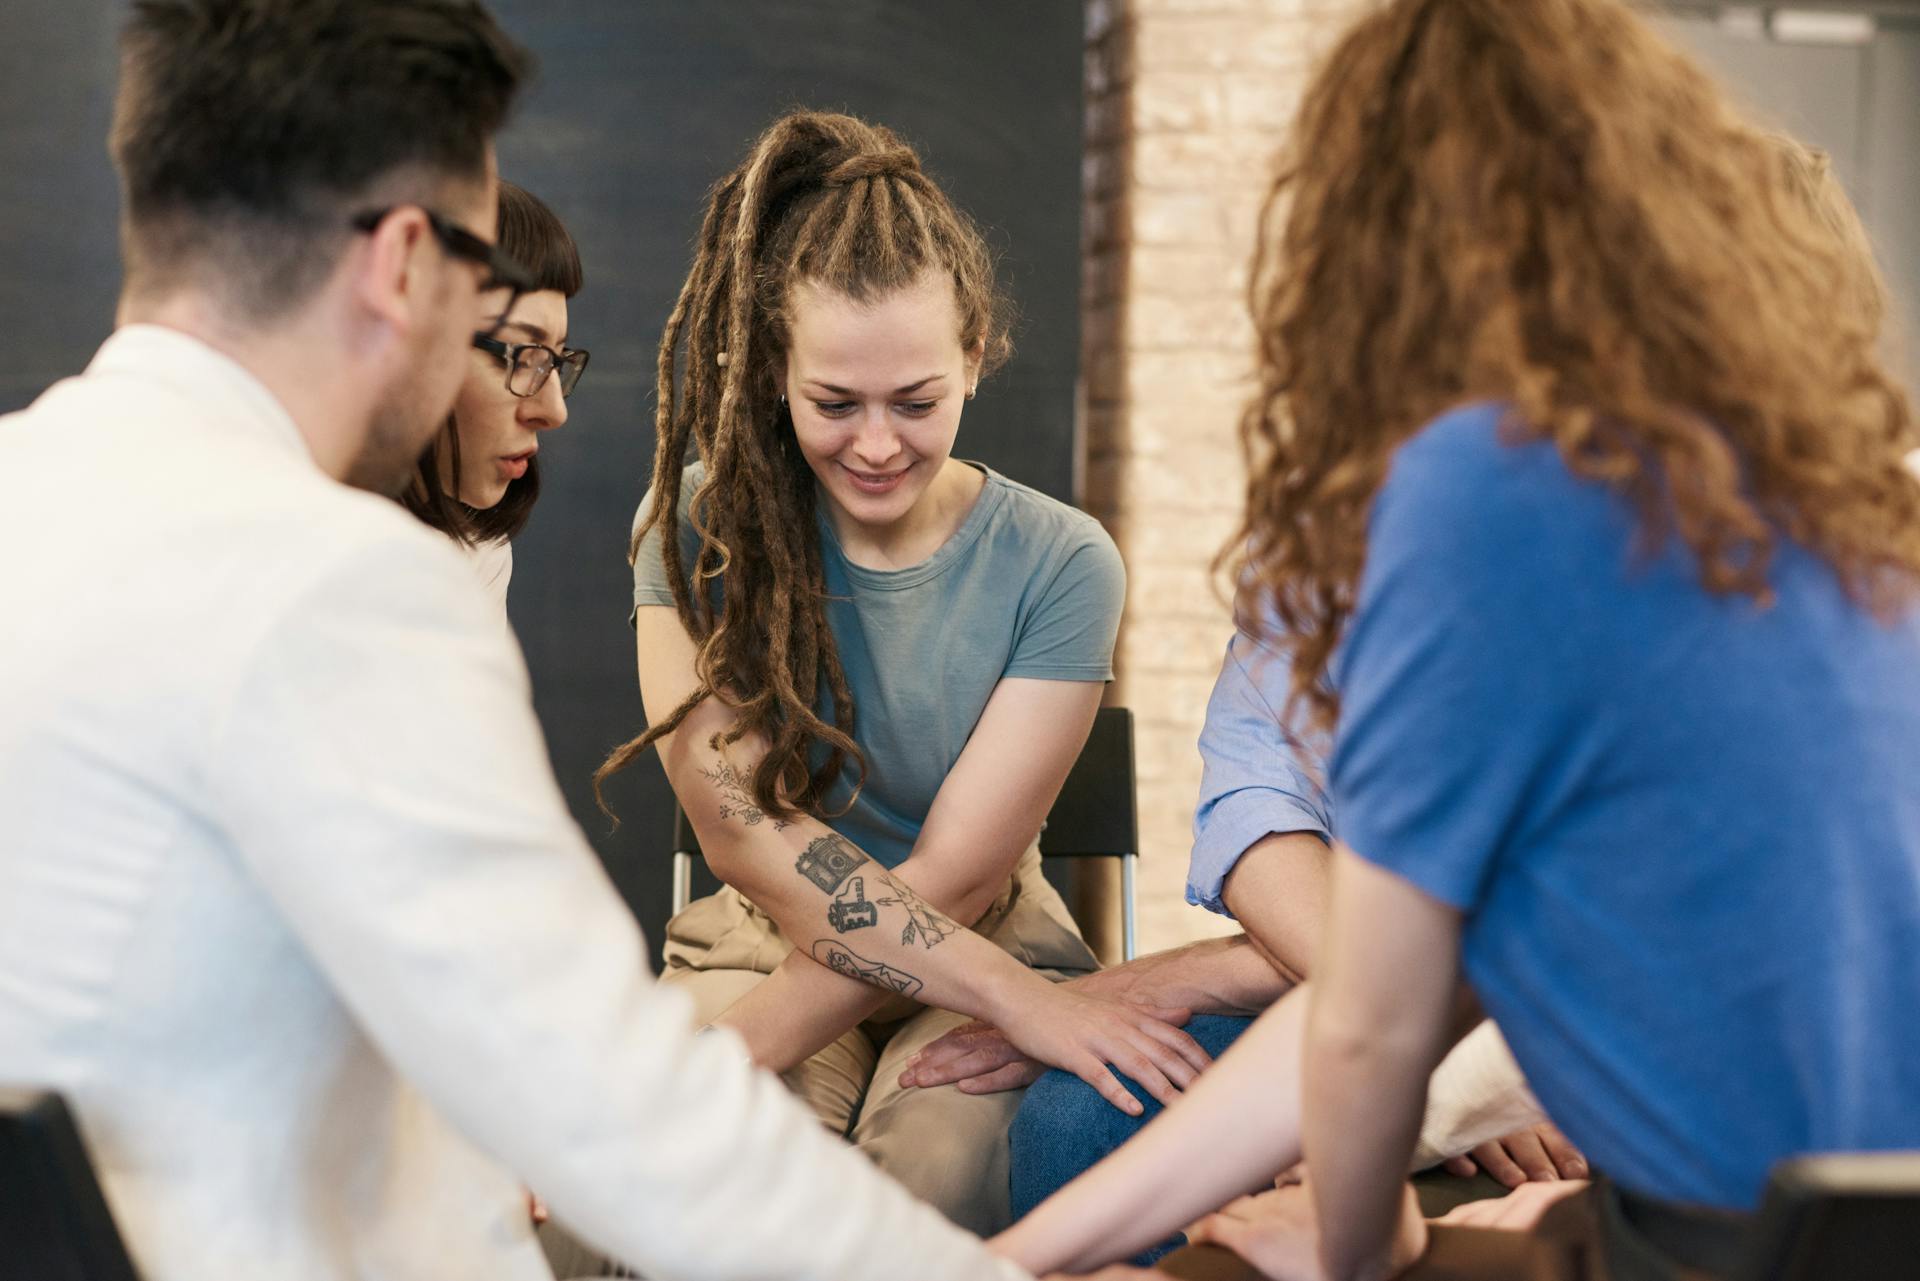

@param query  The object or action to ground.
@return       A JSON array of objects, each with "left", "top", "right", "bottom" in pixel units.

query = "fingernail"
[{"left": 1570, "top": 1160, "right": 1588, "bottom": 1178}]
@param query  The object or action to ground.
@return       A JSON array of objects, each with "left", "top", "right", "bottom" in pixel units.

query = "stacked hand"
[
  {"left": 1163, "top": 1176, "right": 1587, "bottom": 1280},
  {"left": 1430, "top": 1178, "right": 1589, "bottom": 1230},
  {"left": 989, "top": 984, "right": 1211, "bottom": 1116},
  {"left": 1185, "top": 1182, "right": 1427, "bottom": 1281},
  {"left": 898, "top": 1018, "right": 1040, "bottom": 1093},
  {"left": 899, "top": 969, "right": 1208, "bottom": 1112}
]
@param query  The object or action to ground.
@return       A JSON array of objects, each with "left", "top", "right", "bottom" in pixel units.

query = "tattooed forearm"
[
  {"left": 797, "top": 832, "right": 952, "bottom": 951},
  {"left": 812, "top": 940, "right": 924, "bottom": 999},
  {"left": 827, "top": 877, "right": 878, "bottom": 933},
  {"left": 796, "top": 833, "right": 866, "bottom": 893},
  {"left": 874, "top": 879, "right": 952, "bottom": 949},
  {"left": 699, "top": 762, "right": 792, "bottom": 830}
]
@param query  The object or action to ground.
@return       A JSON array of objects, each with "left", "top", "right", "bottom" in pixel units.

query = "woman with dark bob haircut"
[
  {"left": 993, "top": 2, "right": 1920, "bottom": 1279},
  {"left": 404, "top": 178, "right": 588, "bottom": 602}
]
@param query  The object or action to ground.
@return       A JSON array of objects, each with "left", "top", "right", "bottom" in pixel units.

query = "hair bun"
[{"left": 825, "top": 146, "right": 920, "bottom": 185}]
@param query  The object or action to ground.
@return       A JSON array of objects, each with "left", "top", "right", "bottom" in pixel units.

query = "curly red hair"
[{"left": 1231, "top": 0, "right": 1920, "bottom": 734}]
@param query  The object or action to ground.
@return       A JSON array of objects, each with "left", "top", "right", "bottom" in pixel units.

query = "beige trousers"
[{"left": 660, "top": 845, "right": 1098, "bottom": 1236}]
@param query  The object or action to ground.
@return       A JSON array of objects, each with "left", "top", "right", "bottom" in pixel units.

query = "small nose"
[
  {"left": 850, "top": 408, "right": 900, "bottom": 467},
  {"left": 521, "top": 371, "right": 568, "bottom": 431}
]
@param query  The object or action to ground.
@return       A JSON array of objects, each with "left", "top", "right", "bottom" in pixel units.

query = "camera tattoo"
[
  {"left": 699, "top": 762, "right": 791, "bottom": 831},
  {"left": 795, "top": 833, "right": 867, "bottom": 894},
  {"left": 812, "top": 940, "right": 924, "bottom": 999},
  {"left": 827, "top": 877, "right": 879, "bottom": 933}
]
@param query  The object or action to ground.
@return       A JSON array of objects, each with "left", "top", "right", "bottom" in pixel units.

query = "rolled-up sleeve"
[{"left": 1185, "top": 629, "right": 1334, "bottom": 917}]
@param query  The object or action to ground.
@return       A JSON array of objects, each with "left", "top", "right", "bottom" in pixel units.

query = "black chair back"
[
  {"left": 1742, "top": 1151, "right": 1920, "bottom": 1281},
  {"left": 0, "top": 1089, "right": 141, "bottom": 1281},
  {"left": 1038, "top": 706, "right": 1138, "bottom": 860}
]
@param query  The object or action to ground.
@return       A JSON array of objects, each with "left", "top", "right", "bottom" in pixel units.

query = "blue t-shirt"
[
  {"left": 1332, "top": 403, "right": 1920, "bottom": 1210},
  {"left": 634, "top": 460, "right": 1125, "bottom": 867}
]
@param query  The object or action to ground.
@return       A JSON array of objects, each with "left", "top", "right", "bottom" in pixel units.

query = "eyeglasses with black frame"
[
  {"left": 472, "top": 334, "right": 591, "bottom": 399},
  {"left": 348, "top": 206, "right": 537, "bottom": 341}
]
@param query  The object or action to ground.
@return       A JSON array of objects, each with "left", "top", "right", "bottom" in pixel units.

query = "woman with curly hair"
[
  {"left": 994, "top": 2, "right": 1920, "bottom": 1279},
  {"left": 593, "top": 110, "right": 1207, "bottom": 1237}
]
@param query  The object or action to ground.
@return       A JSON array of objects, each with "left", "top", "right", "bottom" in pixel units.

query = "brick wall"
[{"left": 1082, "top": 0, "right": 1351, "bottom": 954}]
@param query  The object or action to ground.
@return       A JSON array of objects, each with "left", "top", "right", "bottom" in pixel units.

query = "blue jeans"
[{"left": 1008, "top": 1013, "right": 1255, "bottom": 1265}]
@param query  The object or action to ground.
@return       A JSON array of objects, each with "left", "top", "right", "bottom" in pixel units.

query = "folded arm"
[
  {"left": 636, "top": 607, "right": 1205, "bottom": 1113},
  {"left": 704, "top": 668, "right": 1127, "bottom": 1067}
]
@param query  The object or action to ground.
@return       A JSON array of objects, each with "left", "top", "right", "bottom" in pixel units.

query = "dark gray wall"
[
  {"left": 0, "top": 3, "right": 1085, "bottom": 959},
  {"left": 2, "top": 6, "right": 124, "bottom": 411}
]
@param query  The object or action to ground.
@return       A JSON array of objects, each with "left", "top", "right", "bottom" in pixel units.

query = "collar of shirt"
[{"left": 87, "top": 324, "right": 313, "bottom": 465}]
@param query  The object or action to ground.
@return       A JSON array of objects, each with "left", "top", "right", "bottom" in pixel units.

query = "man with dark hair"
[{"left": 0, "top": 5, "right": 1031, "bottom": 1280}]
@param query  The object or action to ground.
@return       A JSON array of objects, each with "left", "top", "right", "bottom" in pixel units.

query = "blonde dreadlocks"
[{"left": 596, "top": 111, "right": 1012, "bottom": 820}]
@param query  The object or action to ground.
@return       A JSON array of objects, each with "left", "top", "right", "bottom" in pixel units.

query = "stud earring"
[{"left": 966, "top": 382, "right": 978, "bottom": 400}]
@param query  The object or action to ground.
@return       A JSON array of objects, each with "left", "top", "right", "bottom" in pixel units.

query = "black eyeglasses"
[
  {"left": 349, "top": 206, "right": 537, "bottom": 340},
  {"left": 472, "top": 334, "right": 590, "bottom": 398}
]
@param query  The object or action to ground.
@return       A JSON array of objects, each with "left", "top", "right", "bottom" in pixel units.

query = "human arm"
[
  {"left": 1302, "top": 850, "right": 1470, "bottom": 1281},
  {"left": 1185, "top": 629, "right": 1334, "bottom": 920},
  {"left": 698, "top": 668, "right": 1105, "bottom": 1067},
  {"left": 1306, "top": 413, "right": 1607, "bottom": 1276},
  {"left": 898, "top": 834, "right": 1318, "bottom": 1094},
  {"left": 1140, "top": 855, "right": 1479, "bottom": 1281},
  {"left": 1222, "top": 805, "right": 1576, "bottom": 1189},
  {"left": 1087, "top": 826, "right": 1332, "bottom": 1014},
  {"left": 636, "top": 607, "right": 1205, "bottom": 1114},
  {"left": 900, "top": 630, "right": 1344, "bottom": 1093},
  {"left": 212, "top": 532, "right": 1028, "bottom": 1281},
  {"left": 708, "top": 670, "right": 1111, "bottom": 1066},
  {"left": 990, "top": 986, "right": 1313, "bottom": 1274},
  {"left": 1185, "top": 598, "right": 1571, "bottom": 1178}
]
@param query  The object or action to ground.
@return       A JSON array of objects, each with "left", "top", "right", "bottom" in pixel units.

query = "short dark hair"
[
  {"left": 111, "top": 0, "right": 532, "bottom": 319},
  {"left": 405, "top": 180, "right": 585, "bottom": 545}
]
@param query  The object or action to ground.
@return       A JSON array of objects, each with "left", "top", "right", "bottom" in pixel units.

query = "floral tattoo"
[{"left": 699, "top": 761, "right": 791, "bottom": 830}]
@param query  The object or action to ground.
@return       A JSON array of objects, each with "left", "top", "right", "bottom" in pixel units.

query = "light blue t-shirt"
[
  {"left": 634, "top": 460, "right": 1124, "bottom": 868},
  {"left": 1332, "top": 403, "right": 1920, "bottom": 1210}
]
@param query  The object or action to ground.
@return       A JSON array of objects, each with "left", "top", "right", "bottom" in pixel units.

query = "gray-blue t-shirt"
[{"left": 633, "top": 460, "right": 1125, "bottom": 867}]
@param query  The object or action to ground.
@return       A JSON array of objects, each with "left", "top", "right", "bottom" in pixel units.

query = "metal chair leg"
[
  {"left": 671, "top": 850, "right": 692, "bottom": 917},
  {"left": 1121, "top": 851, "right": 1138, "bottom": 961}
]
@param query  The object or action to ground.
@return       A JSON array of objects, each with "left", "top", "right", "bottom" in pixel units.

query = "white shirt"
[
  {"left": 465, "top": 536, "right": 513, "bottom": 611},
  {"left": 0, "top": 327, "right": 1030, "bottom": 1281}
]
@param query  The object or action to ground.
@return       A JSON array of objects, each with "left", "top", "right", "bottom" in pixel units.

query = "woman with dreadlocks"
[
  {"left": 987, "top": 1, "right": 1920, "bottom": 1279},
  {"left": 595, "top": 111, "right": 1207, "bottom": 1235}
]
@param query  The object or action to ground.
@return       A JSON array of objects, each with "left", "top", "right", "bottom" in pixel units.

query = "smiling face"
[
  {"left": 443, "top": 286, "right": 571, "bottom": 509},
  {"left": 782, "top": 270, "right": 981, "bottom": 534}
]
